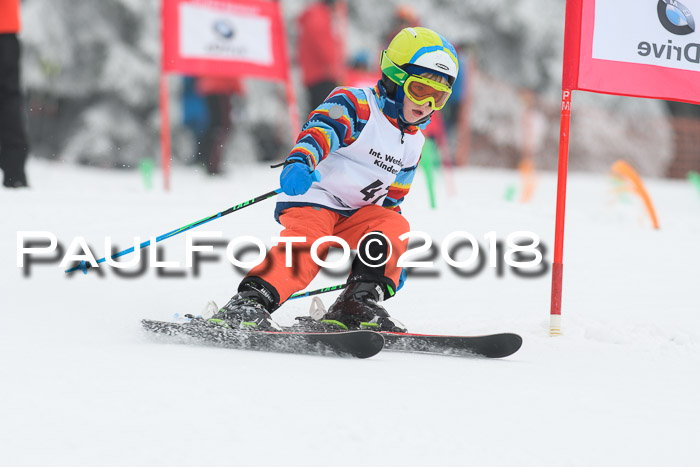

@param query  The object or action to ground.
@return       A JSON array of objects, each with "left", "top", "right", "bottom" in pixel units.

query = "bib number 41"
[{"left": 360, "top": 179, "right": 387, "bottom": 204}]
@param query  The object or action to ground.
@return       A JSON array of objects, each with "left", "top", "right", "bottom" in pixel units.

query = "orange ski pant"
[{"left": 246, "top": 205, "right": 410, "bottom": 304}]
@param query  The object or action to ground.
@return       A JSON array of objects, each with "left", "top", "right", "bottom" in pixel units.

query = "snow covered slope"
[{"left": 2, "top": 160, "right": 698, "bottom": 466}]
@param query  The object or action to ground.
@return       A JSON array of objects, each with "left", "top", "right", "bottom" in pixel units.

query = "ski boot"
[
  {"left": 321, "top": 281, "right": 407, "bottom": 333},
  {"left": 209, "top": 281, "right": 282, "bottom": 331}
]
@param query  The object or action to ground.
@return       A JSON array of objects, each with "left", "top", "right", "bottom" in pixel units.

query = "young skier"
[{"left": 210, "top": 27, "right": 459, "bottom": 333}]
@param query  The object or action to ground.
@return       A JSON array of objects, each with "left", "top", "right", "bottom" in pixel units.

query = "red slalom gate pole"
[
  {"left": 278, "top": 3, "right": 300, "bottom": 138},
  {"left": 159, "top": 73, "right": 172, "bottom": 192},
  {"left": 550, "top": 89, "right": 572, "bottom": 336}
]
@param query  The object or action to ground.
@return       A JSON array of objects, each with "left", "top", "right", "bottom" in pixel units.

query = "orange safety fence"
[{"left": 610, "top": 160, "right": 660, "bottom": 229}]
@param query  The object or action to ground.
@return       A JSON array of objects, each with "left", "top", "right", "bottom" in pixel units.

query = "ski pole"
[
  {"left": 65, "top": 189, "right": 281, "bottom": 275},
  {"left": 288, "top": 283, "right": 346, "bottom": 300}
]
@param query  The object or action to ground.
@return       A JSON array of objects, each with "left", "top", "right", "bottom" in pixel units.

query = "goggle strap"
[{"left": 381, "top": 52, "right": 409, "bottom": 86}]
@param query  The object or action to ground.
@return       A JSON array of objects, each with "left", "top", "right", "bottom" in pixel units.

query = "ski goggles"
[
  {"left": 404, "top": 75, "right": 452, "bottom": 110},
  {"left": 380, "top": 51, "right": 453, "bottom": 110}
]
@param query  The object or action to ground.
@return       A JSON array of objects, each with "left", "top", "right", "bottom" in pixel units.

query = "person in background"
[
  {"left": 181, "top": 76, "right": 210, "bottom": 153},
  {"left": 296, "top": 0, "right": 343, "bottom": 112},
  {"left": 182, "top": 76, "right": 243, "bottom": 175},
  {"left": 383, "top": 4, "right": 419, "bottom": 46},
  {"left": 195, "top": 76, "right": 243, "bottom": 175},
  {"left": 0, "top": 0, "right": 30, "bottom": 188},
  {"left": 343, "top": 50, "right": 379, "bottom": 89}
]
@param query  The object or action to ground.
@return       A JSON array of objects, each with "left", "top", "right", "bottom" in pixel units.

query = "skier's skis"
[
  {"left": 295, "top": 297, "right": 523, "bottom": 358},
  {"left": 142, "top": 319, "right": 384, "bottom": 359},
  {"left": 289, "top": 317, "right": 521, "bottom": 358},
  {"left": 379, "top": 331, "right": 522, "bottom": 358}
]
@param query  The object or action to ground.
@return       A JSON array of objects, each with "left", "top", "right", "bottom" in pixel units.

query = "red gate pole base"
[{"left": 550, "top": 262, "right": 563, "bottom": 336}]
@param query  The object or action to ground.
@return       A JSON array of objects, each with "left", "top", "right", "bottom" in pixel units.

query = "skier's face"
[{"left": 402, "top": 95, "right": 433, "bottom": 123}]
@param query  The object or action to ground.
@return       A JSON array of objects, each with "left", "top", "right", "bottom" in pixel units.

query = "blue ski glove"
[
  {"left": 280, "top": 157, "right": 321, "bottom": 196},
  {"left": 397, "top": 268, "right": 407, "bottom": 291}
]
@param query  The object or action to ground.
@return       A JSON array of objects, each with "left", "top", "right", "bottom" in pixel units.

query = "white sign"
[
  {"left": 179, "top": 2, "right": 273, "bottom": 65},
  {"left": 592, "top": 0, "right": 700, "bottom": 72}
]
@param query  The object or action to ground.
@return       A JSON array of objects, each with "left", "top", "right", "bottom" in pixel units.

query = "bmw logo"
[
  {"left": 657, "top": 0, "right": 696, "bottom": 35},
  {"left": 213, "top": 20, "right": 234, "bottom": 39}
]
